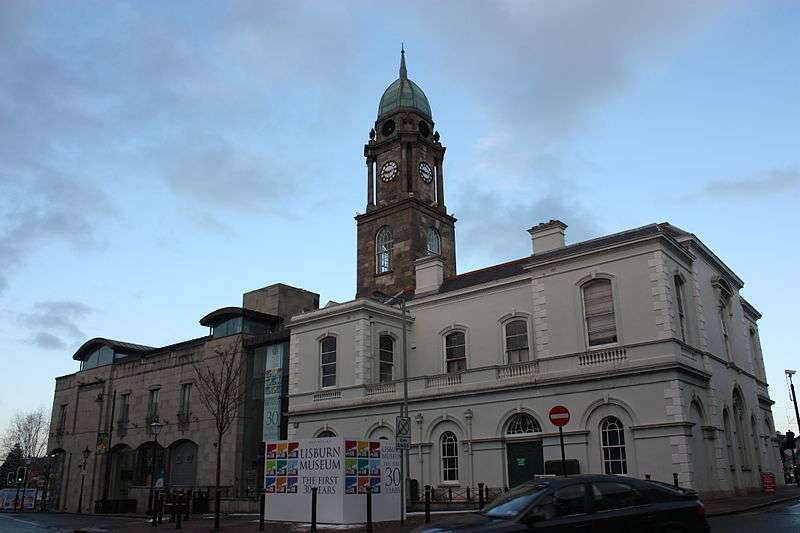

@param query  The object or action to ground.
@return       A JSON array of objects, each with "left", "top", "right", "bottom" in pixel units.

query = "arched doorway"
[
  {"left": 135, "top": 442, "right": 166, "bottom": 488},
  {"left": 109, "top": 444, "right": 136, "bottom": 499},
  {"left": 504, "top": 413, "right": 544, "bottom": 487},
  {"left": 169, "top": 440, "right": 198, "bottom": 488}
]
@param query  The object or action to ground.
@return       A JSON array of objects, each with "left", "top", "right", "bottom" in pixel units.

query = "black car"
[{"left": 412, "top": 475, "right": 709, "bottom": 532}]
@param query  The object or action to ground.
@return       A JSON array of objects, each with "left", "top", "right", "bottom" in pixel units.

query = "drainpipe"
[
  {"left": 465, "top": 410, "right": 474, "bottom": 491},
  {"left": 415, "top": 414, "right": 424, "bottom": 489}
]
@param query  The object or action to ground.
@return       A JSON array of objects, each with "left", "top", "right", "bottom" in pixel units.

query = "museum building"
[
  {"left": 284, "top": 52, "right": 783, "bottom": 497},
  {"left": 46, "top": 51, "right": 783, "bottom": 511}
]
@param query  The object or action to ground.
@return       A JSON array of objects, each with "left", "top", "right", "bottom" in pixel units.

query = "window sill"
[
  {"left": 374, "top": 270, "right": 394, "bottom": 278},
  {"left": 587, "top": 342, "right": 620, "bottom": 351},
  {"left": 437, "top": 481, "right": 460, "bottom": 487}
]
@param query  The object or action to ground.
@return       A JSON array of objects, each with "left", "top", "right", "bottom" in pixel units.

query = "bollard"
[
  {"left": 673, "top": 473, "right": 679, "bottom": 488},
  {"left": 169, "top": 492, "right": 176, "bottom": 522},
  {"left": 448, "top": 486, "right": 452, "bottom": 502},
  {"left": 311, "top": 487, "right": 317, "bottom": 533},
  {"left": 466, "top": 486, "right": 471, "bottom": 502},
  {"left": 151, "top": 493, "right": 157, "bottom": 527},
  {"left": 158, "top": 493, "right": 164, "bottom": 524},
  {"left": 259, "top": 489, "right": 265, "bottom": 531},
  {"left": 365, "top": 487, "right": 373, "bottom": 533},
  {"left": 175, "top": 492, "right": 182, "bottom": 530},
  {"left": 424, "top": 485, "right": 431, "bottom": 523},
  {"left": 478, "top": 482, "right": 485, "bottom": 509},
  {"left": 183, "top": 490, "right": 190, "bottom": 522},
  {"left": 645, "top": 474, "right": 651, "bottom": 481}
]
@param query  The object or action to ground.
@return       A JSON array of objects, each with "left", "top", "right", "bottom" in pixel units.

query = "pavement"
[{"left": 1, "top": 486, "right": 799, "bottom": 532}]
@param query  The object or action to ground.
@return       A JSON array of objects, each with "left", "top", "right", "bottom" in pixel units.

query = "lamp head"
[
  {"left": 786, "top": 369, "right": 797, "bottom": 377},
  {"left": 150, "top": 418, "right": 163, "bottom": 437}
]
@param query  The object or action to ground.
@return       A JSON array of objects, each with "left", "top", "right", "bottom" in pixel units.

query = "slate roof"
[{"left": 436, "top": 223, "right": 692, "bottom": 295}]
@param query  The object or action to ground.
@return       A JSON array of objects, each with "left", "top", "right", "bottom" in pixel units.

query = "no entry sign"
[{"left": 549, "top": 405, "right": 570, "bottom": 427}]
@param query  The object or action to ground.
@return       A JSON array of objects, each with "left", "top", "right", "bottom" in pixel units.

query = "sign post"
[
  {"left": 395, "top": 416, "right": 410, "bottom": 524},
  {"left": 548, "top": 406, "right": 571, "bottom": 477}
]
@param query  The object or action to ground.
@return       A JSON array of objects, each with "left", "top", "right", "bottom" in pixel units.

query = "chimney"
[
  {"left": 528, "top": 220, "right": 567, "bottom": 254},
  {"left": 415, "top": 255, "right": 444, "bottom": 295}
]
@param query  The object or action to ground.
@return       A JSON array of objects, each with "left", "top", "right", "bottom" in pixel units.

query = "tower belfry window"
[
  {"left": 426, "top": 227, "right": 441, "bottom": 255},
  {"left": 376, "top": 226, "right": 393, "bottom": 273}
]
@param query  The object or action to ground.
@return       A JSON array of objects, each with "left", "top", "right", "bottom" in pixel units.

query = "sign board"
[
  {"left": 264, "top": 437, "right": 400, "bottom": 524},
  {"left": 548, "top": 405, "right": 570, "bottom": 427},
  {"left": 260, "top": 342, "right": 288, "bottom": 442},
  {"left": 760, "top": 472, "right": 776, "bottom": 493},
  {"left": 396, "top": 416, "right": 411, "bottom": 450},
  {"left": 96, "top": 432, "right": 109, "bottom": 455}
]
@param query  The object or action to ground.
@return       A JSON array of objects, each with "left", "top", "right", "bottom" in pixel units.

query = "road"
[
  {"left": 708, "top": 500, "right": 800, "bottom": 532},
  {"left": 1, "top": 501, "right": 799, "bottom": 532}
]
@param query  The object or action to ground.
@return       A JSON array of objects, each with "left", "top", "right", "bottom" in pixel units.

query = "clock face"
[
  {"left": 380, "top": 160, "right": 398, "bottom": 182},
  {"left": 418, "top": 161, "right": 434, "bottom": 184}
]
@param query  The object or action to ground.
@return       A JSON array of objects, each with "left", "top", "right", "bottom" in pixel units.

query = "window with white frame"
[
  {"left": 376, "top": 226, "right": 393, "bottom": 274},
  {"left": 147, "top": 389, "right": 160, "bottom": 420},
  {"left": 320, "top": 336, "right": 337, "bottom": 388},
  {"left": 504, "top": 320, "right": 530, "bottom": 363},
  {"left": 600, "top": 416, "right": 627, "bottom": 474},
  {"left": 440, "top": 431, "right": 459, "bottom": 482},
  {"left": 445, "top": 331, "right": 466, "bottom": 373},
  {"left": 674, "top": 275, "right": 688, "bottom": 342},
  {"left": 379, "top": 335, "right": 394, "bottom": 383},
  {"left": 505, "top": 413, "right": 542, "bottom": 435},
  {"left": 426, "top": 227, "right": 441, "bottom": 255},
  {"left": 582, "top": 279, "right": 618, "bottom": 346},
  {"left": 179, "top": 383, "right": 192, "bottom": 415}
]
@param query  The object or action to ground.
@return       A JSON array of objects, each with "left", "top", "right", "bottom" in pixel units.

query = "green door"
[{"left": 506, "top": 441, "right": 544, "bottom": 487}]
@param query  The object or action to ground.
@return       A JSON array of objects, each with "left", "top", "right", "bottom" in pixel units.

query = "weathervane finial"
[{"left": 399, "top": 44, "right": 407, "bottom": 80}]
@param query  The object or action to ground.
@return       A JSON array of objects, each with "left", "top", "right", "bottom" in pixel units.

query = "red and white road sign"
[{"left": 549, "top": 405, "right": 570, "bottom": 427}]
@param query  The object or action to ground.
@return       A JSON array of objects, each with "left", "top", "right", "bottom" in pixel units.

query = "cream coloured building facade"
[{"left": 285, "top": 54, "right": 782, "bottom": 497}]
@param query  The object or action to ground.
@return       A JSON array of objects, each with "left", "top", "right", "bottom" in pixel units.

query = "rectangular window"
[
  {"left": 674, "top": 276, "right": 687, "bottom": 342},
  {"left": 57, "top": 404, "right": 68, "bottom": 433},
  {"left": 147, "top": 389, "right": 160, "bottom": 420},
  {"left": 379, "top": 335, "right": 394, "bottom": 383},
  {"left": 445, "top": 332, "right": 466, "bottom": 373},
  {"left": 583, "top": 279, "right": 618, "bottom": 346},
  {"left": 179, "top": 384, "right": 192, "bottom": 415},
  {"left": 118, "top": 394, "right": 130, "bottom": 425},
  {"left": 320, "top": 337, "right": 337, "bottom": 388},
  {"left": 505, "top": 320, "right": 529, "bottom": 364}
]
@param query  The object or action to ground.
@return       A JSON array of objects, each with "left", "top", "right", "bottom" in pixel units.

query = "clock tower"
[{"left": 356, "top": 49, "right": 456, "bottom": 299}]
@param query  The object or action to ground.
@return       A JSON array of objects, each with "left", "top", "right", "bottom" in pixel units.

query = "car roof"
[{"left": 533, "top": 474, "right": 649, "bottom": 488}]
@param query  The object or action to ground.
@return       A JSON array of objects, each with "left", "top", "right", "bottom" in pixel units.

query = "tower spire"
[{"left": 399, "top": 43, "right": 407, "bottom": 80}]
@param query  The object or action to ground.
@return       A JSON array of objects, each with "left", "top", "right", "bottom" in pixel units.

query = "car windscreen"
[{"left": 482, "top": 484, "right": 548, "bottom": 519}]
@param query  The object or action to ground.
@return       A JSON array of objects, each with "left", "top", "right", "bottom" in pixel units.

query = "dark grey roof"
[
  {"left": 436, "top": 223, "right": 692, "bottom": 295},
  {"left": 73, "top": 338, "right": 155, "bottom": 361},
  {"left": 199, "top": 306, "right": 282, "bottom": 327}
]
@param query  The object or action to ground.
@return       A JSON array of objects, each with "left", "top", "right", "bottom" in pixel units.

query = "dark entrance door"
[{"left": 506, "top": 441, "right": 544, "bottom": 487}]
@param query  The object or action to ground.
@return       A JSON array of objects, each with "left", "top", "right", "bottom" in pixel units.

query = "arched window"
[
  {"left": 505, "top": 413, "right": 542, "bottom": 435},
  {"left": 426, "top": 227, "right": 441, "bottom": 255},
  {"left": 674, "top": 275, "right": 688, "bottom": 342},
  {"left": 376, "top": 226, "right": 393, "bottom": 274},
  {"left": 505, "top": 320, "right": 529, "bottom": 363},
  {"left": 751, "top": 415, "right": 760, "bottom": 469},
  {"left": 317, "top": 430, "right": 336, "bottom": 438},
  {"left": 749, "top": 328, "right": 763, "bottom": 378},
  {"left": 440, "top": 431, "right": 459, "bottom": 482},
  {"left": 582, "top": 279, "right": 617, "bottom": 346},
  {"left": 732, "top": 392, "right": 749, "bottom": 468},
  {"left": 445, "top": 331, "right": 466, "bottom": 373},
  {"left": 718, "top": 294, "right": 732, "bottom": 361},
  {"left": 379, "top": 335, "right": 394, "bottom": 383},
  {"left": 723, "top": 409, "right": 735, "bottom": 467},
  {"left": 600, "top": 416, "right": 627, "bottom": 474},
  {"left": 320, "top": 336, "right": 337, "bottom": 388}
]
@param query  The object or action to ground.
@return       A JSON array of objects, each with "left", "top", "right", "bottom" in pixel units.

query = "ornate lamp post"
[
  {"left": 76, "top": 446, "right": 91, "bottom": 513},
  {"left": 148, "top": 418, "right": 163, "bottom": 525}
]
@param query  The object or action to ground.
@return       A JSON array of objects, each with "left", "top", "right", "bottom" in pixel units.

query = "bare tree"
[
  {"left": 1, "top": 407, "right": 50, "bottom": 459},
  {"left": 193, "top": 343, "right": 248, "bottom": 531}
]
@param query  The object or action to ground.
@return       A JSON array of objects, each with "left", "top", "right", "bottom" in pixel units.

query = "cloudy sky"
[{"left": 1, "top": 1, "right": 798, "bottom": 435}]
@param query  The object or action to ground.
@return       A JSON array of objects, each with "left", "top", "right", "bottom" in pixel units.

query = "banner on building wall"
[
  {"left": 262, "top": 343, "right": 287, "bottom": 442},
  {"left": 264, "top": 437, "right": 400, "bottom": 524},
  {"left": 95, "top": 432, "right": 109, "bottom": 455}
]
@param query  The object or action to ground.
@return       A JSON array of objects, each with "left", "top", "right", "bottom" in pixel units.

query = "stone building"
[
  {"left": 46, "top": 284, "right": 318, "bottom": 513},
  {"left": 285, "top": 53, "right": 783, "bottom": 497}
]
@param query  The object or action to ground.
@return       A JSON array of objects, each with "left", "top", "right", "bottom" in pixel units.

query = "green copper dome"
[{"left": 377, "top": 49, "right": 432, "bottom": 119}]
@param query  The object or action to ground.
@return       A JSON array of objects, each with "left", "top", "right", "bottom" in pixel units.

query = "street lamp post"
[
  {"left": 374, "top": 289, "right": 409, "bottom": 524},
  {"left": 148, "top": 418, "right": 164, "bottom": 526},
  {"left": 786, "top": 370, "right": 800, "bottom": 487},
  {"left": 76, "top": 446, "right": 91, "bottom": 513}
]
